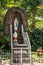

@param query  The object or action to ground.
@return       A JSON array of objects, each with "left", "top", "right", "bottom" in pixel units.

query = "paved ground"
[
  {"left": 33, "top": 62, "right": 43, "bottom": 65},
  {"left": 1, "top": 60, "right": 43, "bottom": 65},
  {"left": 3, "top": 63, "right": 43, "bottom": 65}
]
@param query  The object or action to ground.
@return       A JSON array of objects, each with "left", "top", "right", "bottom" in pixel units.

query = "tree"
[{"left": 21, "top": 0, "right": 42, "bottom": 28}]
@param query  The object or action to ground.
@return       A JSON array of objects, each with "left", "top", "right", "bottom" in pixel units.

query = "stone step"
[{"left": 13, "top": 44, "right": 27, "bottom": 48}]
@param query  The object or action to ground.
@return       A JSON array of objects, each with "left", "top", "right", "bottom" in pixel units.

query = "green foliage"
[
  {"left": 21, "top": 0, "right": 43, "bottom": 28},
  {"left": 0, "top": 35, "right": 11, "bottom": 50},
  {"left": 29, "top": 28, "right": 43, "bottom": 51},
  {"left": 0, "top": 0, "right": 43, "bottom": 51},
  {"left": 29, "top": 0, "right": 41, "bottom": 7}
]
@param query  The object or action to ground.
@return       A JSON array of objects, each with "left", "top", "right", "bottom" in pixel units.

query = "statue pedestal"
[{"left": 11, "top": 44, "right": 31, "bottom": 65}]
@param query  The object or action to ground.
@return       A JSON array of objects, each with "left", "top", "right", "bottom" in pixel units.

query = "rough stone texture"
[{"left": 4, "top": 7, "right": 28, "bottom": 34}]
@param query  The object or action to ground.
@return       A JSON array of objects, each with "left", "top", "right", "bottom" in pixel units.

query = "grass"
[{"left": 32, "top": 52, "right": 43, "bottom": 58}]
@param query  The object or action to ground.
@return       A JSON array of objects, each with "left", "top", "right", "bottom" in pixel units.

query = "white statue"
[
  {"left": 14, "top": 18, "right": 18, "bottom": 31},
  {"left": 13, "top": 18, "right": 18, "bottom": 45}
]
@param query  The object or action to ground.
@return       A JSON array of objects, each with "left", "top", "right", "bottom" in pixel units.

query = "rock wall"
[{"left": 4, "top": 7, "right": 28, "bottom": 34}]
